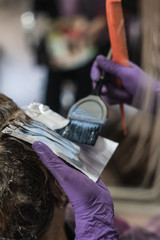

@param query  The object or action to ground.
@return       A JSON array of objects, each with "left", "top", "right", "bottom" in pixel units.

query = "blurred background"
[
  {"left": 0, "top": 0, "right": 160, "bottom": 231},
  {"left": 0, "top": 0, "right": 140, "bottom": 111}
]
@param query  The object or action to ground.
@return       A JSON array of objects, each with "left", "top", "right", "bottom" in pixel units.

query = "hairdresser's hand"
[
  {"left": 91, "top": 55, "right": 160, "bottom": 113},
  {"left": 32, "top": 141, "right": 118, "bottom": 240}
]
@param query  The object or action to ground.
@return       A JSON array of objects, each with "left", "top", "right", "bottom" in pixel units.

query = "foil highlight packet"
[{"left": 2, "top": 102, "right": 118, "bottom": 182}]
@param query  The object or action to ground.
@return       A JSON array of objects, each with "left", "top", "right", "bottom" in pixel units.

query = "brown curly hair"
[{"left": 0, "top": 94, "right": 66, "bottom": 240}]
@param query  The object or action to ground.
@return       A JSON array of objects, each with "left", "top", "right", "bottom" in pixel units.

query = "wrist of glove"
[
  {"left": 74, "top": 203, "right": 118, "bottom": 240},
  {"left": 73, "top": 179, "right": 118, "bottom": 240},
  {"left": 32, "top": 141, "right": 119, "bottom": 240}
]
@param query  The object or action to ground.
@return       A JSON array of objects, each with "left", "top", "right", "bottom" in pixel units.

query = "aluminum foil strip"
[{"left": 2, "top": 102, "right": 119, "bottom": 182}]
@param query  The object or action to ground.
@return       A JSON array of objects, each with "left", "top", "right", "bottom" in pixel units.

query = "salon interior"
[{"left": 0, "top": 0, "right": 160, "bottom": 237}]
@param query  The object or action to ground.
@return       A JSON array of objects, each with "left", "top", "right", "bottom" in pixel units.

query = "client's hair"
[{"left": 0, "top": 94, "right": 66, "bottom": 240}]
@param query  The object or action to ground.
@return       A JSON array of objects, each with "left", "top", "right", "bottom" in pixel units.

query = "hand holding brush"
[{"left": 91, "top": 56, "right": 160, "bottom": 114}]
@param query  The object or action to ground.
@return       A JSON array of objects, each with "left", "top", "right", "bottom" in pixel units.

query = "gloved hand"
[
  {"left": 32, "top": 141, "right": 119, "bottom": 240},
  {"left": 91, "top": 55, "right": 160, "bottom": 113}
]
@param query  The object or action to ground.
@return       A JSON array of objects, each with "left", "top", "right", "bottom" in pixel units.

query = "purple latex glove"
[
  {"left": 32, "top": 141, "right": 119, "bottom": 240},
  {"left": 91, "top": 55, "right": 160, "bottom": 113}
]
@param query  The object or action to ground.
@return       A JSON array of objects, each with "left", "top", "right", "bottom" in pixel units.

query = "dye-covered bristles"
[{"left": 56, "top": 120, "right": 101, "bottom": 145}]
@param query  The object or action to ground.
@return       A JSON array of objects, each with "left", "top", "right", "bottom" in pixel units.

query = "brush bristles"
[{"left": 56, "top": 120, "right": 101, "bottom": 145}]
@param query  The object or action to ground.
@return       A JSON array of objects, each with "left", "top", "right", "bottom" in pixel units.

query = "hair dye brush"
[
  {"left": 56, "top": 49, "right": 112, "bottom": 146},
  {"left": 106, "top": 0, "right": 129, "bottom": 135}
]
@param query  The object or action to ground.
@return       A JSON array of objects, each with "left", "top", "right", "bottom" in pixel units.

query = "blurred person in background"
[{"left": 32, "top": 0, "right": 108, "bottom": 114}]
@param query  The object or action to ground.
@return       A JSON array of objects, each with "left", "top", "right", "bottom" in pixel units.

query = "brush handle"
[
  {"left": 106, "top": 0, "right": 128, "bottom": 135},
  {"left": 93, "top": 48, "right": 112, "bottom": 96},
  {"left": 93, "top": 70, "right": 105, "bottom": 96}
]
